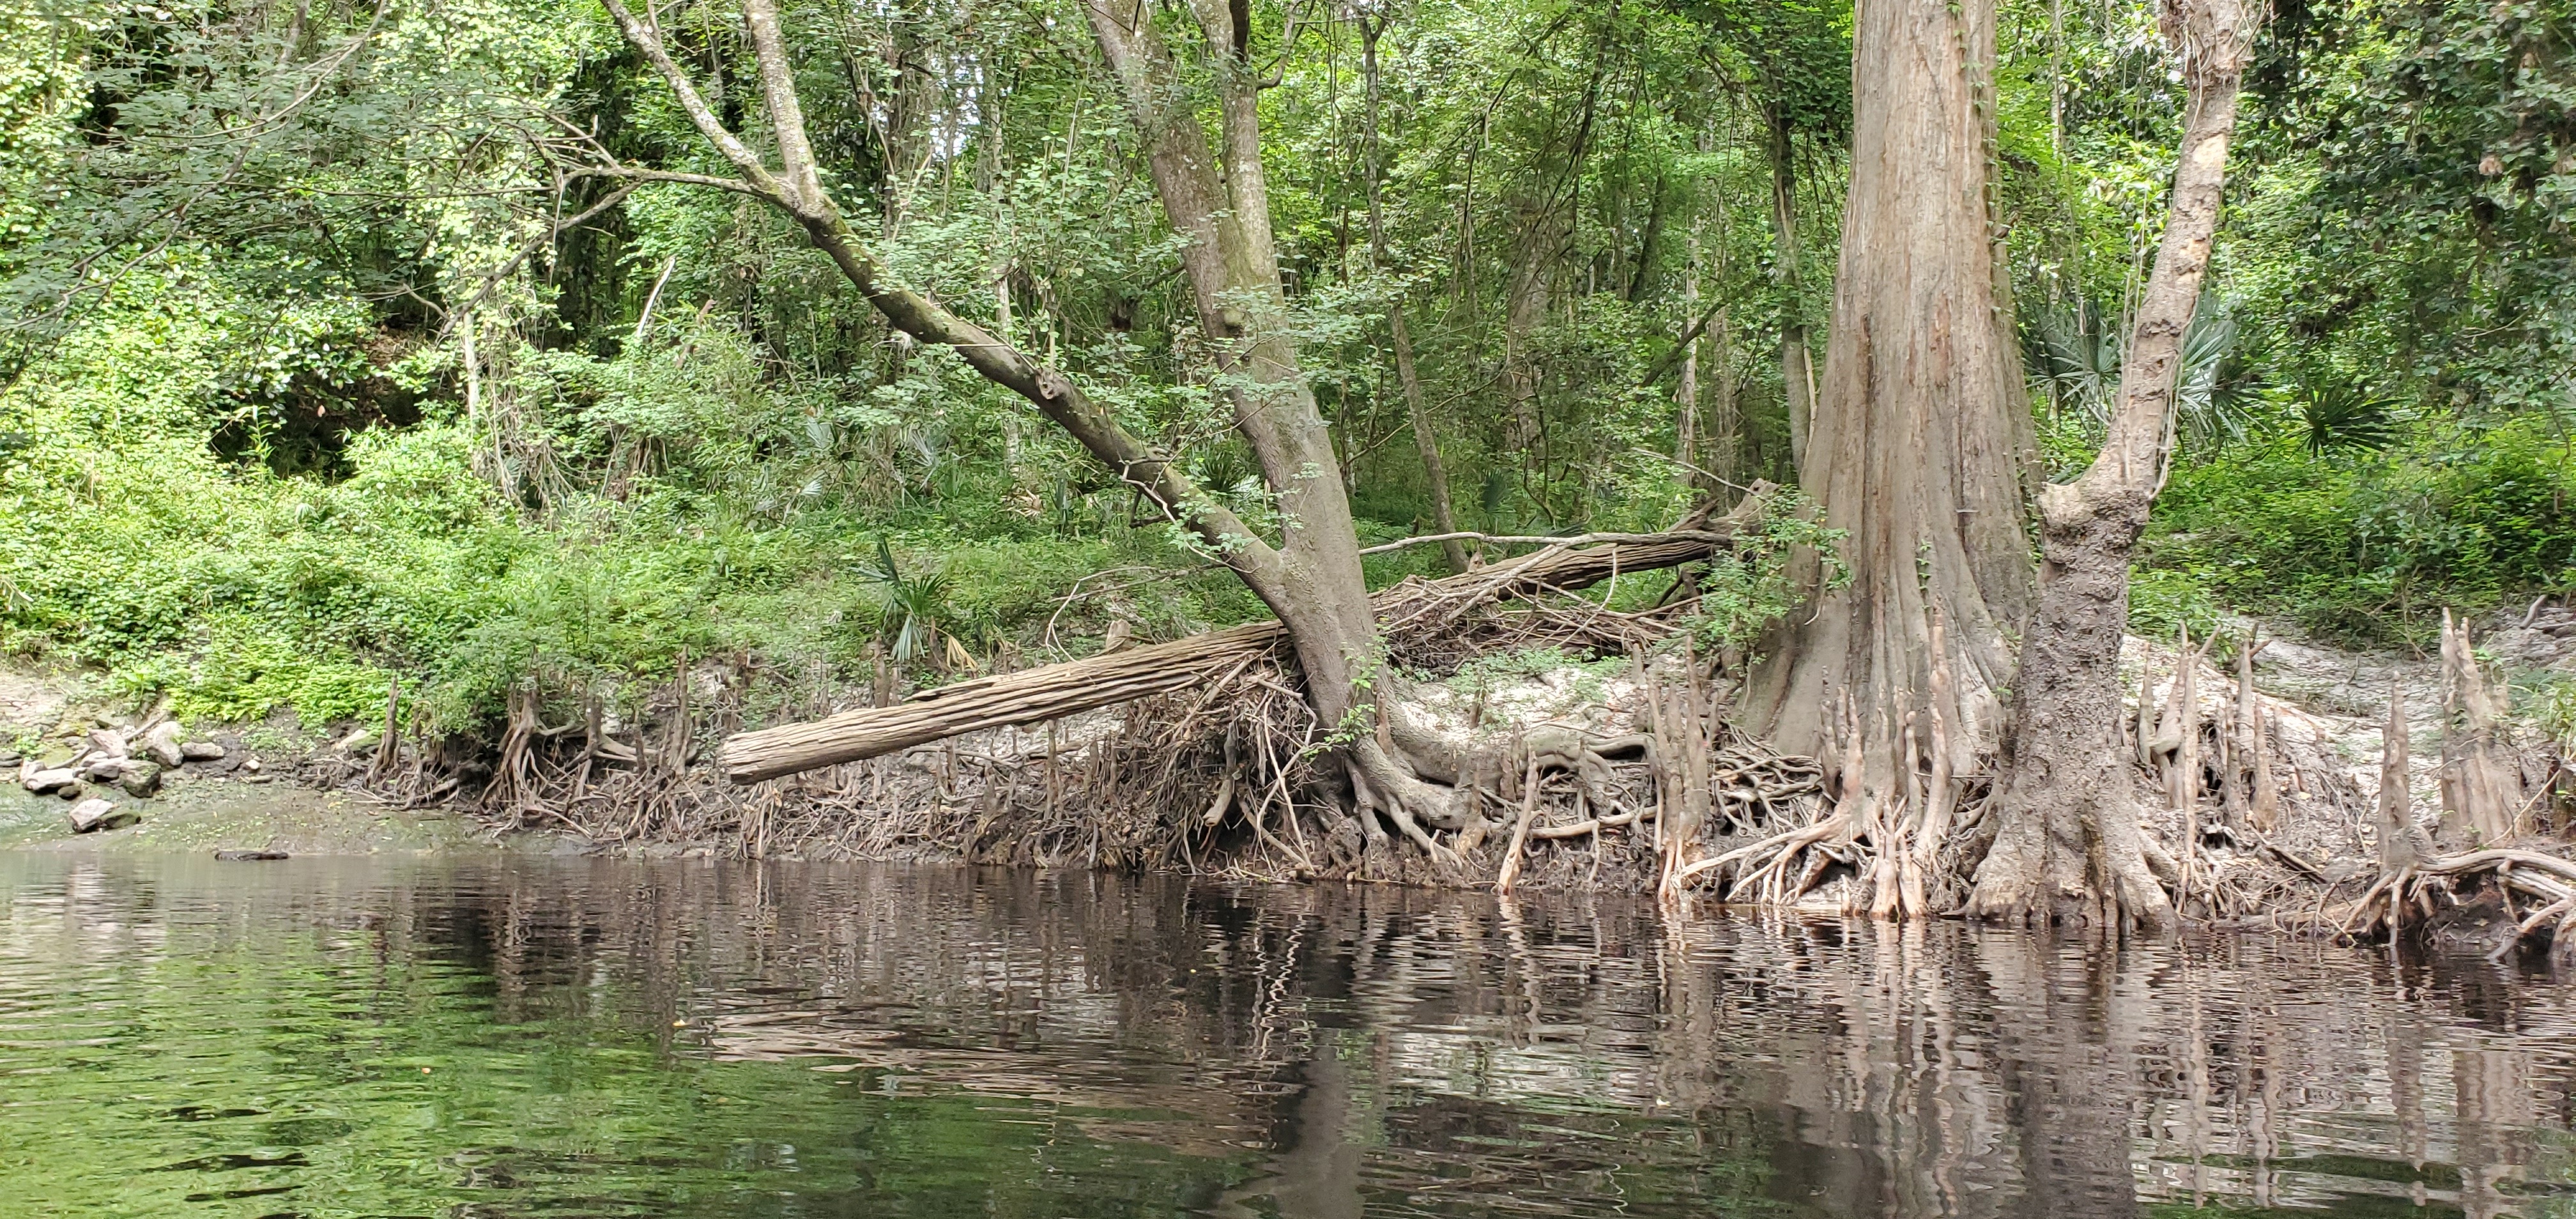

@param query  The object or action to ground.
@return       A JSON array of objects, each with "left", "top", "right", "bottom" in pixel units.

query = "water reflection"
[{"left": 0, "top": 854, "right": 2570, "bottom": 1217}]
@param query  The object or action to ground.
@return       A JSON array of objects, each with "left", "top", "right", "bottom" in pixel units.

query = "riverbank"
[
  {"left": 0, "top": 777, "right": 480, "bottom": 856},
  {"left": 6, "top": 607, "right": 2573, "bottom": 962}
]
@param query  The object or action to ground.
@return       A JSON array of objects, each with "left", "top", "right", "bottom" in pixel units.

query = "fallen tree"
[{"left": 722, "top": 493, "right": 1771, "bottom": 783}]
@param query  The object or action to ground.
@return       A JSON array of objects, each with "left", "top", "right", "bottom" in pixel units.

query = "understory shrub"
[{"left": 2146, "top": 416, "right": 2576, "bottom": 646}]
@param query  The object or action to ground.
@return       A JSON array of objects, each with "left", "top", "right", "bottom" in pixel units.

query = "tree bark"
[
  {"left": 2437, "top": 610, "right": 2522, "bottom": 845},
  {"left": 1742, "top": 0, "right": 2035, "bottom": 776},
  {"left": 1966, "top": 0, "right": 2260, "bottom": 926},
  {"left": 2375, "top": 685, "right": 2431, "bottom": 870},
  {"left": 1083, "top": 0, "right": 1458, "bottom": 825}
]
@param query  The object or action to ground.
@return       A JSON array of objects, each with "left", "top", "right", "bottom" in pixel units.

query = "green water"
[{"left": 0, "top": 854, "right": 2569, "bottom": 1218}]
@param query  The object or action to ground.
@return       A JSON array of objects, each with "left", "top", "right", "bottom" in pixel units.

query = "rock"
[
  {"left": 116, "top": 763, "right": 161, "bottom": 797},
  {"left": 335, "top": 726, "right": 380, "bottom": 753},
  {"left": 241, "top": 756, "right": 262, "bottom": 774},
  {"left": 141, "top": 722, "right": 186, "bottom": 769},
  {"left": 181, "top": 741, "right": 226, "bottom": 762},
  {"left": 80, "top": 758, "right": 132, "bottom": 783},
  {"left": 86, "top": 728, "right": 128, "bottom": 760},
  {"left": 54, "top": 781, "right": 84, "bottom": 800},
  {"left": 66, "top": 798, "right": 137, "bottom": 834},
  {"left": 213, "top": 848, "right": 289, "bottom": 861},
  {"left": 20, "top": 765, "right": 78, "bottom": 795}
]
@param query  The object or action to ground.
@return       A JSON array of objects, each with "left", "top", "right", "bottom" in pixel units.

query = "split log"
[{"left": 721, "top": 491, "right": 1773, "bottom": 783}]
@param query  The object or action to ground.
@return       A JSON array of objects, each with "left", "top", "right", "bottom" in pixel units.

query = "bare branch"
[
  {"left": 739, "top": 0, "right": 825, "bottom": 208},
  {"left": 595, "top": 0, "right": 793, "bottom": 205},
  {"left": 1360, "top": 529, "right": 1747, "bottom": 557}
]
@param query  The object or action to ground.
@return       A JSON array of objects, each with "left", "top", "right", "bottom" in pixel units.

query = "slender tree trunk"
[
  {"left": 1743, "top": 0, "right": 2035, "bottom": 778},
  {"left": 1391, "top": 309, "right": 1469, "bottom": 573},
  {"left": 2375, "top": 686, "right": 2430, "bottom": 871},
  {"left": 1676, "top": 114, "right": 1735, "bottom": 498},
  {"left": 1360, "top": 17, "right": 1468, "bottom": 576},
  {"left": 1708, "top": 304, "right": 1738, "bottom": 486},
  {"left": 1766, "top": 113, "right": 1814, "bottom": 471},
  {"left": 1678, "top": 226, "right": 1702, "bottom": 481},
  {"left": 875, "top": 1, "right": 936, "bottom": 375},
  {"left": 880, "top": 5, "right": 935, "bottom": 239},
  {"left": 1966, "top": 0, "right": 2260, "bottom": 926},
  {"left": 1501, "top": 220, "right": 1551, "bottom": 473}
]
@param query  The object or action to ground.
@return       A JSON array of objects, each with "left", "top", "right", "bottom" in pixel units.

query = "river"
[{"left": 0, "top": 852, "right": 2568, "bottom": 1217}]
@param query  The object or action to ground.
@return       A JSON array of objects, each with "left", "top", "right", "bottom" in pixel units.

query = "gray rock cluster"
[{"left": 13, "top": 719, "right": 245, "bottom": 834}]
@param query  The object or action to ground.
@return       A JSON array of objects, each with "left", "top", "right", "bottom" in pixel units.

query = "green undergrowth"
[
  {"left": 1, "top": 431, "right": 1270, "bottom": 733},
  {"left": 0, "top": 279, "right": 1278, "bottom": 737},
  {"left": 2141, "top": 414, "right": 2576, "bottom": 648}
]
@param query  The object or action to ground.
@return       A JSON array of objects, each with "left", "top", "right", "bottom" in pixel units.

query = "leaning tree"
[
  {"left": 585, "top": 0, "right": 1489, "bottom": 855},
  {"left": 1966, "top": 0, "right": 2262, "bottom": 928}
]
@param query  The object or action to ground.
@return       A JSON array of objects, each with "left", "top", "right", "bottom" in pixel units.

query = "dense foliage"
[{"left": 0, "top": 0, "right": 2568, "bottom": 732}]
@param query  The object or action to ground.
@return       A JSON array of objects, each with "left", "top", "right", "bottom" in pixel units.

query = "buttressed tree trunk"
[
  {"left": 1966, "top": 0, "right": 2260, "bottom": 927},
  {"left": 1743, "top": 0, "right": 2035, "bottom": 774}
]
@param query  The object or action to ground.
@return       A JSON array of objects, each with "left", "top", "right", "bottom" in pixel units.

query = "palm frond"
[
  {"left": 2281, "top": 382, "right": 2402, "bottom": 456},
  {"left": 851, "top": 539, "right": 958, "bottom": 666},
  {"left": 2024, "top": 295, "right": 2252, "bottom": 448}
]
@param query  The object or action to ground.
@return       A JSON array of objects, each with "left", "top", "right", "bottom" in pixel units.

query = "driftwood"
[{"left": 721, "top": 489, "right": 1775, "bottom": 783}]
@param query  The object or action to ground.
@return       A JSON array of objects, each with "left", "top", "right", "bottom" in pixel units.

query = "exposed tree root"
[
  {"left": 320, "top": 544, "right": 2570, "bottom": 948},
  {"left": 2336, "top": 850, "right": 2576, "bottom": 964}
]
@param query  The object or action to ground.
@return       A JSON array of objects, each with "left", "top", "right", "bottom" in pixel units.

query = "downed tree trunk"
[{"left": 723, "top": 493, "right": 1770, "bottom": 783}]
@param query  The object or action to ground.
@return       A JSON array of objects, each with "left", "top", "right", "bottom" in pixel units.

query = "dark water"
[{"left": 0, "top": 855, "right": 2571, "bottom": 1218}]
